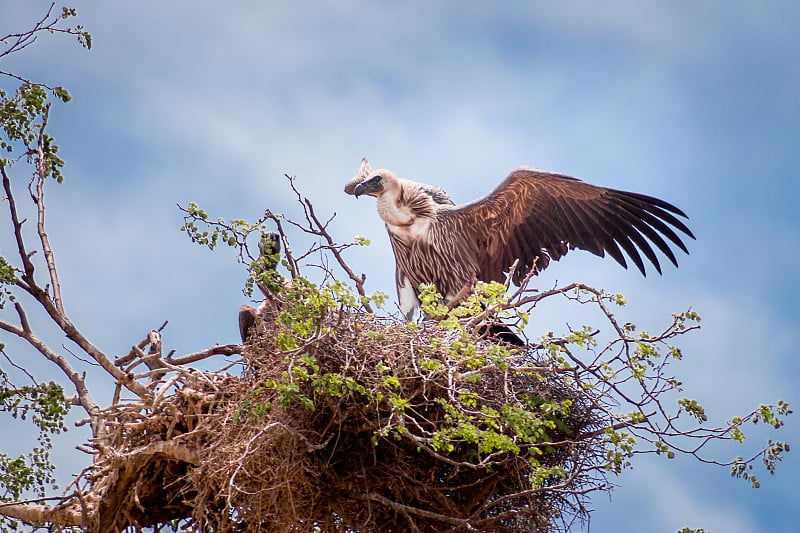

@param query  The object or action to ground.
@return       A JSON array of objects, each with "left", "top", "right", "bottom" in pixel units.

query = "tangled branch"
[{"left": 0, "top": 2, "right": 92, "bottom": 96}]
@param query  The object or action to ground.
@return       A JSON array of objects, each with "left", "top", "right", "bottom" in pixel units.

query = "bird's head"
[
  {"left": 344, "top": 157, "right": 372, "bottom": 195},
  {"left": 354, "top": 170, "right": 397, "bottom": 198}
]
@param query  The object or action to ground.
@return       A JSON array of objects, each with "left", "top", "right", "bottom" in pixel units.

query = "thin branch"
[
  {"left": 303, "top": 196, "right": 373, "bottom": 311},
  {"left": 2, "top": 163, "right": 36, "bottom": 283},
  {"left": 0, "top": 2, "right": 90, "bottom": 90},
  {"left": 116, "top": 321, "right": 169, "bottom": 367},
  {"left": 0, "top": 317, "right": 103, "bottom": 439},
  {"left": 365, "top": 492, "right": 471, "bottom": 529},
  {"left": 0, "top": 3, "right": 57, "bottom": 61},
  {"left": 29, "top": 104, "right": 65, "bottom": 315},
  {"left": 165, "top": 343, "right": 243, "bottom": 366}
]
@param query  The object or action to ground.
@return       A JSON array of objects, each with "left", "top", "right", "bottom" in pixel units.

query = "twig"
[
  {"left": 165, "top": 343, "right": 243, "bottom": 366},
  {"left": 29, "top": 104, "right": 65, "bottom": 315},
  {"left": 303, "top": 197, "right": 374, "bottom": 311},
  {"left": 3, "top": 164, "right": 150, "bottom": 401},
  {"left": 116, "top": 321, "right": 168, "bottom": 366},
  {"left": 0, "top": 317, "right": 103, "bottom": 438}
]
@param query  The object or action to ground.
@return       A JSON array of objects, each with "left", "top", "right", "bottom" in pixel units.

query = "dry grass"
[{"left": 82, "top": 290, "right": 608, "bottom": 533}]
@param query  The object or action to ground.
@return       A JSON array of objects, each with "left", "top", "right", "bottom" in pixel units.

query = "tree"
[{"left": 0, "top": 6, "right": 791, "bottom": 533}]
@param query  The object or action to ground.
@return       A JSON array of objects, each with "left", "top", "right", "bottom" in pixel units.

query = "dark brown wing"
[{"left": 444, "top": 168, "right": 694, "bottom": 285}]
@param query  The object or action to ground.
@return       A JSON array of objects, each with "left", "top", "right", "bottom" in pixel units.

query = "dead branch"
[
  {"left": 29, "top": 104, "right": 65, "bottom": 315},
  {"left": 116, "top": 321, "right": 169, "bottom": 367},
  {"left": 3, "top": 163, "right": 151, "bottom": 403},
  {"left": 0, "top": 501, "right": 82, "bottom": 528},
  {"left": 166, "top": 343, "right": 243, "bottom": 366}
]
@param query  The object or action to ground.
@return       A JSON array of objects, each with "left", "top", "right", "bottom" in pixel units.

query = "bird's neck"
[{"left": 377, "top": 184, "right": 416, "bottom": 227}]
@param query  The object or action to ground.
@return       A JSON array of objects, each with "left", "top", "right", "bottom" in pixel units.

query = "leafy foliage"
[
  {"left": 0, "top": 82, "right": 66, "bottom": 182},
  {"left": 0, "top": 366, "right": 69, "bottom": 531}
]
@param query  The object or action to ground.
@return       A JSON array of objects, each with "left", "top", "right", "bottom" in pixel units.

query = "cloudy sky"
[{"left": 2, "top": 1, "right": 799, "bottom": 532}]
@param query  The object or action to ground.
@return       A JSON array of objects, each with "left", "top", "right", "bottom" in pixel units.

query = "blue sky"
[{"left": 2, "top": 2, "right": 799, "bottom": 532}]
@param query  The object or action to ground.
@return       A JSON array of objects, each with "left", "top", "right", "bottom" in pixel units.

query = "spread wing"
[{"left": 445, "top": 168, "right": 695, "bottom": 285}]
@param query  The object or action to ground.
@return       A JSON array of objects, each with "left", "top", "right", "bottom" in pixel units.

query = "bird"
[
  {"left": 346, "top": 158, "right": 457, "bottom": 323},
  {"left": 239, "top": 231, "right": 283, "bottom": 343},
  {"left": 345, "top": 160, "right": 694, "bottom": 334}
]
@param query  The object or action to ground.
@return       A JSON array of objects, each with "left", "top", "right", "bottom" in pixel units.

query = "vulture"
[
  {"left": 238, "top": 232, "right": 282, "bottom": 342},
  {"left": 345, "top": 159, "right": 694, "bottom": 330}
]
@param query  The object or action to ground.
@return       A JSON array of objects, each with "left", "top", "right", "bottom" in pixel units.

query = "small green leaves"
[
  {"left": 564, "top": 325, "right": 597, "bottom": 347},
  {"left": 531, "top": 465, "right": 566, "bottom": 488},
  {"left": 0, "top": 377, "right": 69, "bottom": 504},
  {"left": 603, "top": 428, "right": 636, "bottom": 473},
  {"left": 77, "top": 27, "right": 93, "bottom": 50},
  {"left": 316, "top": 373, "right": 367, "bottom": 398},
  {"left": 0, "top": 256, "right": 17, "bottom": 291},
  {"left": 754, "top": 402, "right": 791, "bottom": 429},
  {"left": 52, "top": 86, "right": 71, "bottom": 103},
  {"left": 418, "top": 283, "right": 449, "bottom": 318},
  {"left": 723, "top": 401, "right": 792, "bottom": 489},
  {"left": 0, "top": 83, "right": 67, "bottom": 182},
  {"left": 678, "top": 398, "right": 708, "bottom": 422},
  {"left": 418, "top": 358, "right": 443, "bottom": 371},
  {"left": 382, "top": 375, "right": 400, "bottom": 389},
  {"left": 730, "top": 456, "right": 760, "bottom": 488},
  {"left": 180, "top": 203, "right": 282, "bottom": 255},
  {"left": 180, "top": 202, "right": 232, "bottom": 250},
  {"left": 654, "top": 440, "right": 675, "bottom": 459},
  {"left": 627, "top": 411, "right": 646, "bottom": 424},
  {"left": 674, "top": 309, "right": 702, "bottom": 330},
  {"left": 728, "top": 416, "right": 745, "bottom": 441},
  {"left": 364, "top": 290, "right": 389, "bottom": 308}
]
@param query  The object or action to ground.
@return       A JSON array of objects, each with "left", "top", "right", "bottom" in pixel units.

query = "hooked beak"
[
  {"left": 353, "top": 176, "right": 383, "bottom": 198},
  {"left": 353, "top": 182, "right": 366, "bottom": 198}
]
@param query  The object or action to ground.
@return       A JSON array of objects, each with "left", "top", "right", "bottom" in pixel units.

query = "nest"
[{"left": 80, "top": 292, "right": 609, "bottom": 533}]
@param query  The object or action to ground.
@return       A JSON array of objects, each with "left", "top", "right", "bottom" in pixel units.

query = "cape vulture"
[{"left": 345, "top": 158, "right": 694, "bottom": 336}]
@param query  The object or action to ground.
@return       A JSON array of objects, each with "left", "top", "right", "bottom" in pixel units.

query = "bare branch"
[
  {"left": 166, "top": 344, "right": 243, "bottom": 366},
  {"left": 116, "top": 321, "right": 169, "bottom": 367},
  {"left": 0, "top": 317, "right": 102, "bottom": 439},
  {"left": 0, "top": 3, "right": 58, "bottom": 61},
  {"left": 0, "top": 501, "right": 82, "bottom": 528},
  {"left": 2, "top": 164, "right": 36, "bottom": 283},
  {"left": 302, "top": 197, "right": 373, "bottom": 311},
  {"left": 29, "top": 104, "right": 65, "bottom": 315},
  {"left": 0, "top": 3, "right": 91, "bottom": 90}
]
